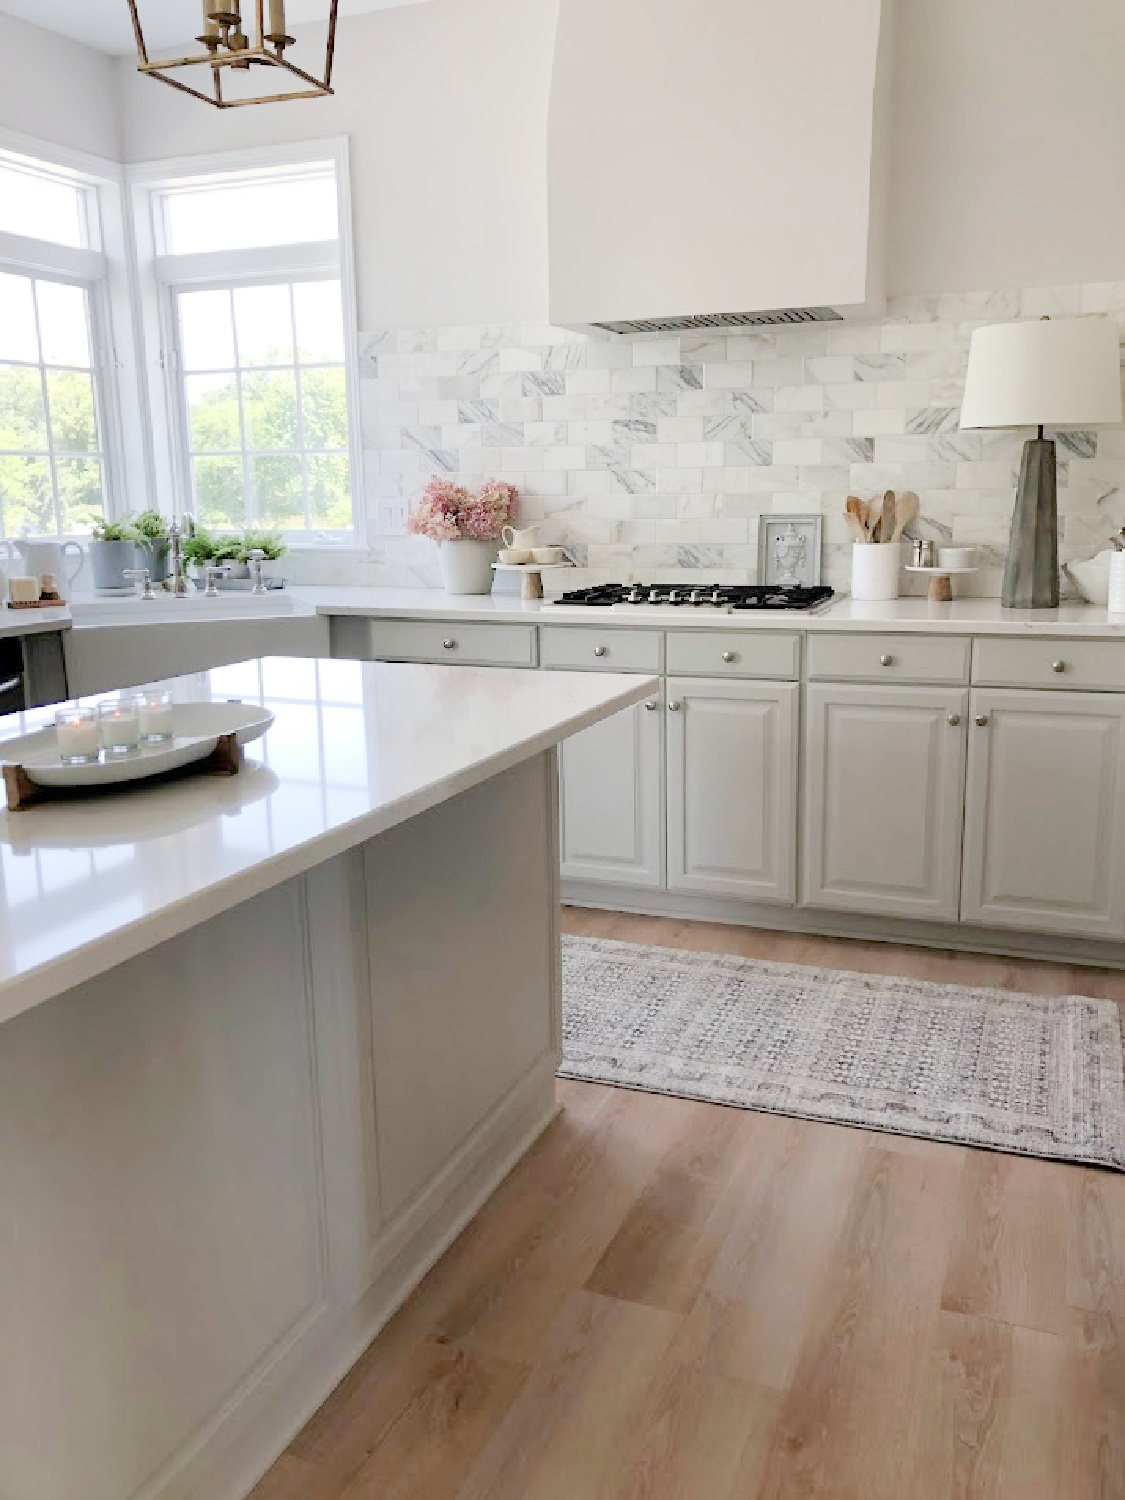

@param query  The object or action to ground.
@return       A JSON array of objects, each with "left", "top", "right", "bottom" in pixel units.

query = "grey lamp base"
[{"left": 1001, "top": 437, "right": 1058, "bottom": 609}]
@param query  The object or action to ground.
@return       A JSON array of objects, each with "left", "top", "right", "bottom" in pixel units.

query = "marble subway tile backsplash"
[{"left": 338, "top": 283, "right": 1125, "bottom": 595}]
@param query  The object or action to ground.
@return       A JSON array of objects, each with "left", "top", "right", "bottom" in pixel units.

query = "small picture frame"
[{"left": 757, "top": 514, "right": 823, "bottom": 588}]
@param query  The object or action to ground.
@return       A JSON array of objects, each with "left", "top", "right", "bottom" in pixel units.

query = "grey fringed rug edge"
[{"left": 558, "top": 934, "right": 1125, "bottom": 1173}]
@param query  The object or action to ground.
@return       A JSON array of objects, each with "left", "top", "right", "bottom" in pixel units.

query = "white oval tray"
[{"left": 3, "top": 702, "right": 273, "bottom": 789}]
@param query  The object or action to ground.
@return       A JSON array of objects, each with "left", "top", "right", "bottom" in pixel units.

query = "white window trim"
[
  {"left": 127, "top": 137, "right": 365, "bottom": 549},
  {"left": 0, "top": 128, "right": 145, "bottom": 532}
]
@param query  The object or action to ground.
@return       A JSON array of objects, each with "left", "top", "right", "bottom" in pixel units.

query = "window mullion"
[
  {"left": 29, "top": 279, "right": 63, "bottom": 537},
  {"left": 228, "top": 287, "right": 252, "bottom": 526},
  {"left": 289, "top": 284, "right": 312, "bottom": 531}
]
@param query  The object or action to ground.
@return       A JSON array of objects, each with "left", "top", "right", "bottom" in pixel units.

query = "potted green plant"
[
  {"left": 238, "top": 529, "right": 287, "bottom": 582},
  {"left": 182, "top": 528, "right": 217, "bottom": 581},
  {"left": 131, "top": 509, "right": 172, "bottom": 583},
  {"left": 88, "top": 516, "right": 137, "bottom": 594},
  {"left": 210, "top": 535, "right": 247, "bottom": 579}
]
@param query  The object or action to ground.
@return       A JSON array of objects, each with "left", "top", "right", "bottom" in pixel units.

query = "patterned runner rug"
[{"left": 559, "top": 935, "right": 1125, "bottom": 1171}]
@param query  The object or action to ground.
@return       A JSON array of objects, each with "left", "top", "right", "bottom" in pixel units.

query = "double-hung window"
[
  {"left": 140, "top": 145, "right": 361, "bottom": 543},
  {"left": 0, "top": 149, "right": 123, "bottom": 539}
]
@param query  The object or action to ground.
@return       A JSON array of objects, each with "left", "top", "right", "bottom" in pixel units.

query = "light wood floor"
[{"left": 250, "top": 910, "right": 1125, "bottom": 1500}]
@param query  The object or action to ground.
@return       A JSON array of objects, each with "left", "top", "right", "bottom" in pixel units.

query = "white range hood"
[{"left": 547, "top": 0, "right": 893, "bottom": 334}]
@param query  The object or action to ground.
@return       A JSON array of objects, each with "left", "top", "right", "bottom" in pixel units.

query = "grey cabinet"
[
  {"left": 802, "top": 682, "right": 968, "bottom": 922},
  {"left": 558, "top": 694, "right": 664, "bottom": 888},
  {"left": 666, "top": 677, "right": 798, "bottom": 903},
  {"left": 961, "top": 689, "right": 1125, "bottom": 939}
]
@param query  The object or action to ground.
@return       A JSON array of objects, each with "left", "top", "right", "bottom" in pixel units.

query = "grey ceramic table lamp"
[{"left": 960, "top": 317, "right": 1122, "bottom": 608}]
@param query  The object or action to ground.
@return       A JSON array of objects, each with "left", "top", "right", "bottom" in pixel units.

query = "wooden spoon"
[
  {"left": 892, "top": 490, "right": 920, "bottom": 542},
  {"left": 880, "top": 490, "right": 897, "bottom": 546},
  {"left": 864, "top": 497, "right": 882, "bottom": 541},
  {"left": 844, "top": 496, "right": 867, "bottom": 543}
]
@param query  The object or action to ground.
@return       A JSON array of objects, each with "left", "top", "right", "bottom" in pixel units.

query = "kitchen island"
[{"left": 0, "top": 656, "right": 656, "bottom": 1500}]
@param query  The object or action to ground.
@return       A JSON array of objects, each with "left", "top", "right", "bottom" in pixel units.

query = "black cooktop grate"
[{"left": 553, "top": 583, "right": 835, "bottom": 611}]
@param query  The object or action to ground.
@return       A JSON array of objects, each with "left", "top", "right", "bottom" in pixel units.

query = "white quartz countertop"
[
  {"left": 0, "top": 604, "right": 72, "bottom": 639},
  {"left": 0, "top": 656, "right": 656, "bottom": 1026},
  {"left": 10, "top": 585, "right": 1125, "bottom": 642},
  {"left": 293, "top": 586, "right": 1125, "bottom": 638}
]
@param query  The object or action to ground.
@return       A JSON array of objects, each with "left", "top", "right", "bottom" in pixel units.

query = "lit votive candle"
[
  {"left": 135, "top": 690, "right": 174, "bottom": 743},
  {"left": 98, "top": 701, "right": 140, "bottom": 755},
  {"left": 55, "top": 706, "right": 99, "bottom": 764}
]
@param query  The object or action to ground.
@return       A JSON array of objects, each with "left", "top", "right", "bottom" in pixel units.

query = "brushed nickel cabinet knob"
[
  {"left": 593, "top": 645, "right": 607, "bottom": 657},
  {"left": 721, "top": 651, "right": 736, "bottom": 663},
  {"left": 975, "top": 713, "right": 989, "bottom": 727},
  {"left": 668, "top": 700, "right": 682, "bottom": 712},
  {"left": 947, "top": 713, "right": 961, "bottom": 727},
  {"left": 1051, "top": 659, "right": 1066, "bottom": 673},
  {"left": 644, "top": 699, "right": 659, "bottom": 711},
  {"left": 880, "top": 654, "right": 894, "bottom": 667},
  {"left": 443, "top": 639, "right": 457, "bottom": 650}
]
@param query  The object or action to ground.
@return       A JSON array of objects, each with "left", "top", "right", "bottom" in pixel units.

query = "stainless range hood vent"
[{"left": 589, "top": 307, "right": 845, "bottom": 336}]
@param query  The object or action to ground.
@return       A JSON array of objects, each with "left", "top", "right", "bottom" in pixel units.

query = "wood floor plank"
[
  {"left": 604, "top": 1361, "right": 781, "bottom": 1500},
  {"left": 942, "top": 1152, "right": 1073, "bottom": 1335},
  {"left": 585, "top": 1098, "right": 757, "bottom": 1313},
  {"left": 682, "top": 1114, "right": 871, "bottom": 1392},
  {"left": 333, "top": 1342, "right": 528, "bottom": 1500},
  {"left": 752, "top": 1146, "right": 962, "bottom": 1500},
  {"left": 453, "top": 1290, "right": 681, "bottom": 1500},
  {"left": 909, "top": 1312, "right": 1064, "bottom": 1500}
]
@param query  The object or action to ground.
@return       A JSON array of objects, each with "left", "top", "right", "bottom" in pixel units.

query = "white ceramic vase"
[{"left": 438, "top": 539, "right": 495, "bottom": 595}]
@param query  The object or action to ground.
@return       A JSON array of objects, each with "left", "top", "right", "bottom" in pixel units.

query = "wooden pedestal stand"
[
  {"left": 4, "top": 733, "right": 242, "bottom": 813},
  {"left": 904, "top": 566, "right": 978, "bottom": 604}
]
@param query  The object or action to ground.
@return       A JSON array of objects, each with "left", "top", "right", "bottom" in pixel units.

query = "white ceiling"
[{"left": 0, "top": 0, "right": 436, "bottom": 55}]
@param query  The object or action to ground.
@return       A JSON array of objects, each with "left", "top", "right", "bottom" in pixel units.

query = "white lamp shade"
[{"left": 960, "top": 316, "right": 1123, "bottom": 430}]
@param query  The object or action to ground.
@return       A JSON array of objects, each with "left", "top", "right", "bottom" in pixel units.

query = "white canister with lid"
[{"left": 1108, "top": 551, "right": 1125, "bottom": 615}]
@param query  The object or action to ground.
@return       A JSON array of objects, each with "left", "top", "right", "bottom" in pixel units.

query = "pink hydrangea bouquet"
[{"left": 407, "top": 478, "right": 518, "bottom": 542}]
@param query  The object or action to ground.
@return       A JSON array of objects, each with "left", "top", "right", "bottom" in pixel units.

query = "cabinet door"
[
  {"left": 559, "top": 694, "right": 664, "bottom": 888},
  {"left": 666, "top": 677, "right": 798, "bottom": 902},
  {"left": 802, "top": 683, "right": 968, "bottom": 921},
  {"left": 961, "top": 689, "right": 1125, "bottom": 938}
]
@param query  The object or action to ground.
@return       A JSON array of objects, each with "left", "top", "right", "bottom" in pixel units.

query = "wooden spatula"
[
  {"left": 892, "top": 490, "right": 919, "bottom": 541},
  {"left": 864, "top": 497, "right": 882, "bottom": 541},
  {"left": 844, "top": 496, "right": 867, "bottom": 543},
  {"left": 879, "top": 490, "right": 897, "bottom": 546}
]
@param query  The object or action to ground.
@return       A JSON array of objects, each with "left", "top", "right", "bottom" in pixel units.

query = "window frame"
[
  {"left": 128, "top": 139, "right": 365, "bottom": 549},
  {"left": 0, "top": 130, "right": 139, "bottom": 537}
]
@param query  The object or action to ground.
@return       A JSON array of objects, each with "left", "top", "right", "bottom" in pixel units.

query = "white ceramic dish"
[
  {"left": 1067, "top": 552, "right": 1113, "bottom": 605},
  {"left": 1, "top": 701, "right": 273, "bottom": 789}
]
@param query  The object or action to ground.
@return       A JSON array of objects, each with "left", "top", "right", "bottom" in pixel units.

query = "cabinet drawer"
[
  {"left": 539, "top": 625, "right": 662, "bottom": 673},
  {"left": 973, "top": 637, "right": 1125, "bottom": 691},
  {"left": 807, "top": 633, "right": 970, "bottom": 684},
  {"left": 665, "top": 630, "right": 799, "bottom": 680},
  {"left": 368, "top": 619, "right": 537, "bottom": 667}
]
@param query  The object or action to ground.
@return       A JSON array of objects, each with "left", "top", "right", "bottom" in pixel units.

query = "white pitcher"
[{"left": 1, "top": 537, "right": 83, "bottom": 599}]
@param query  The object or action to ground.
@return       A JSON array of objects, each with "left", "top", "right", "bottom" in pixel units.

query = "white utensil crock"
[
  {"left": 1108, "top": 552, "right": 1125, "bottom": 615},
  {"left": 851, "top": 541, "right": 901, "bottom": 602}
]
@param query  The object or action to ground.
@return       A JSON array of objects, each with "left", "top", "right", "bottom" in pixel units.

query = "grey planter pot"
[
  {"left": 136, "top": 539, "right": 171, "bottom": 583},
  {"left": 89, "top": 538, "right": 137, "bottom": 593}
]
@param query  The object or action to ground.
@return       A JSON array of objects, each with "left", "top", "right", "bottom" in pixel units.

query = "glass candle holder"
[
  {"left": 55, "top": 706, "right": 99, "bottom": 765},
  {"left": 135, "top": 689, "right": 174, "bottom": 744},
  {"left": 98, "top": 700, "right": 140, "bottom": 756}
]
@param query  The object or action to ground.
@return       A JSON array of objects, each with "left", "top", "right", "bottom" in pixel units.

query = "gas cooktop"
[{"left": 551, "top": 583, "right": 835, "bottom": 611}]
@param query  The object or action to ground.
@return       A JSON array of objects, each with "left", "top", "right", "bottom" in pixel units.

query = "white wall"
[
  {"left": 888, "top": 0, "right": 1125, "bottom": 296},
  {"left": 117, "top": 0, "right": 559, "bottom": 331},
  {"left": 0, "top": 12, "right": 121, "bottom": 163}
]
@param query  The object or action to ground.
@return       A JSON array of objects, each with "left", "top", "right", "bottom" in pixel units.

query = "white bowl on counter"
[{"left": 1067, "top": 550, "right": 1114, "bottom": 605}]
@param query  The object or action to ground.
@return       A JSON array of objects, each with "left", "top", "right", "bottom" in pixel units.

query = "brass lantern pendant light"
[{"left": 127, "top": 0, "right": 339, "bottom": 108}]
